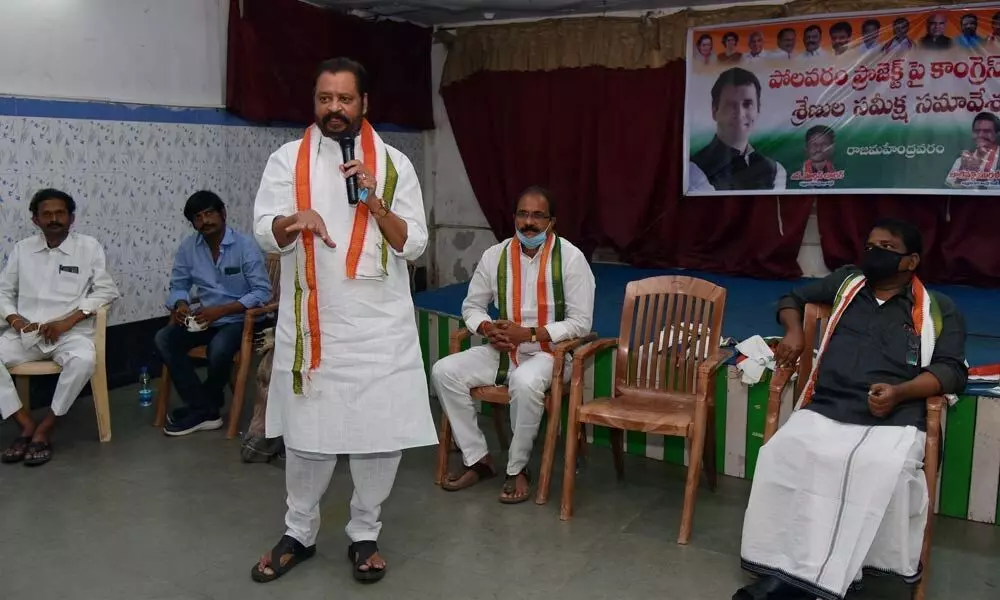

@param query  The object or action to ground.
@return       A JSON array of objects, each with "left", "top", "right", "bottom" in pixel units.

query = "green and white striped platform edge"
[{"left": 416, "top": 309, "right": 1000, "bottom": 526}]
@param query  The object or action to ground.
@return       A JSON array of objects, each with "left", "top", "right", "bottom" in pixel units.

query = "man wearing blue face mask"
[{"left": 432, "top": 186, "right": 595, "bottom": 504}]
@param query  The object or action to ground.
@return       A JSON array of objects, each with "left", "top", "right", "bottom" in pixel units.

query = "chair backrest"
[
  {"left": 616, "top": 276, "right": 726, "bottom": 395},
  {"left": 265, "top": 253, "right": 281, "bottom": 302},
  {"left": 792, "top": 303, "right": 832, "bottom": 404}
]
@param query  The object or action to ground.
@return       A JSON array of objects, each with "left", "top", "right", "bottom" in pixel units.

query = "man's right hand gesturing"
[{"left": 273, "top": 210, "right": 336, "bottom": 249}]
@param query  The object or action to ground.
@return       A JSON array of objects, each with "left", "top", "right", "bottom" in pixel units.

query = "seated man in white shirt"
[
  {"left": 431, "top": 187, "right": 595, "bottom": 503},
  {"left": 0, "top": 189, "right": 120, "bottom": 466}
]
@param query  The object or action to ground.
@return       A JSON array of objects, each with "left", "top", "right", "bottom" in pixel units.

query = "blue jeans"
[{"left": 154, "top": 322, "right": 244, "bottom": 418}]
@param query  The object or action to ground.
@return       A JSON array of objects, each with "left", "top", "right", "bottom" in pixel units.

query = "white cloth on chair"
[
  {"left": 432, "top": 344, "right": 569, "bottom": 476},
  {"left": 284, "top": 447, "right": 401, "bottom": 547},
  {"left": 740, "top": 409, "right": 927, "bottom": 600},
  {"left": 0, "top": 329, "right": 96, "bottom": 418}
]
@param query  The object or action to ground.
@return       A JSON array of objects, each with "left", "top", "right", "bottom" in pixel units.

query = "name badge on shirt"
[
  {"left": 224, "top": 266, "right": 241, "bottom": 275},
  {"left": 59, "top": 265, "right": 79, "bottom": 274}
]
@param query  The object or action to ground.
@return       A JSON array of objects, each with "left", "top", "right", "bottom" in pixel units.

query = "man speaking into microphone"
[{"left": 250, "top": 57, "right": 436, "bottom": 584}]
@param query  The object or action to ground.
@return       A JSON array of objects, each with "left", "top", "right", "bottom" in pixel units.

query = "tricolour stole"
[
  {"left": 494, "top": 235, "right": 565, "bottom": 385},
  {"left": 289, "top": 120, "right": 399, "bottom": 394},
  {"left": 797, "top": 273, "right": 949, "bottom": 410}
]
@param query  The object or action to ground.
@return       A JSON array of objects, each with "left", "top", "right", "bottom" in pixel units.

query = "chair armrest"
[
  {"left": 245, "top": 301, "right": 279, "bottom": 318},
  {"left": 571, "top": 337, "right": 618, "bottom": 366},
  {"left": 926, "top": 395, "right": 945, "bottom": 434},
  {"left": 450, "top": 327, "right": 472, "bottom": 354},
  {"left": 552, "top": 332, "right": 598, "bottom": 358},
  {"left": 763, "top": 366, "right": 796, "bottom": 444},
  {"left": 698, "top": 348, "right": 733, "bottom": 376},
  {"left": 244, "top": 301, "right": 279, "bottom": 326}
]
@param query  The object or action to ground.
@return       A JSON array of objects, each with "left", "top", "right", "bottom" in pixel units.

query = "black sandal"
[
  {"left": 23, "top": 441, "right": 53, "bottom": 467},
  {"left": 250, "top": 534, "right": 316, "bottom": 583},
  {"left": 347, "top": 540, "right": 386, "bottom": 582},
  {"left": 2, "top": 437, "right": 31, "bottom": 464},
  {"left": 241, "top": 434, "right": 284, "bottom": 464},
  {"left": 499, "top": 468, "right": 532, "bottom": 504},
  {"left": 441, "top": 460, "right": 496, "bottom": 491}
]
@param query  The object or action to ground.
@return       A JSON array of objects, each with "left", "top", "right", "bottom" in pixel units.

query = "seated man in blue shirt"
[{"left": 155, "top": 191, "right": 272, "bottom": 436}]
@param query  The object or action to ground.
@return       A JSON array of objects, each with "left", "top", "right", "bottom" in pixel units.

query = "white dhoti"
[
  {"left": 284, "top": 447, "right": 402, "bottom": 546},
  {"left": 0, "top": 329, "right": 96, "bottom": 419},
  {"left": 432, "top": 344, "right": 568, "bottom": 476},
  {"left": 740, "top": 410, "right": 927, "bottom": 600}
]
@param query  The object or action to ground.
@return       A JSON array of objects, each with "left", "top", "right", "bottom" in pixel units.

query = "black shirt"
[
  {"left": 777, "top": 267, "right": 968, "bottom": 431},
  {"left": 690, "top": 136, "right": 779, "bottom": 191}
]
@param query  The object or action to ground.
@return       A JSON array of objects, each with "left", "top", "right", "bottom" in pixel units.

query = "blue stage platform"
[{"left": 413, "top": 263, "right": 1000, "bottom": 368}]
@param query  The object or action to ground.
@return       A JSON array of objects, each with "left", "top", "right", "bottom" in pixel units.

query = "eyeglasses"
[{"left": 515, "top": 211, "right": 551, "bottom": 220}]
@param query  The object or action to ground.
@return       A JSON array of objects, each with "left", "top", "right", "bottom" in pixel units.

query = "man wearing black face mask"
[{"left": 734, "top": 218, "right": 967, "bottom": 600}]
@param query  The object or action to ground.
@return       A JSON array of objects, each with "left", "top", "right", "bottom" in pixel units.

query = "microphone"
[{"left": 339, "top": 136, "right": 359, "bottom": 205}]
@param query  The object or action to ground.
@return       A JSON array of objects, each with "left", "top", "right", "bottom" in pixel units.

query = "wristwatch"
[
  {"left": 529, "top": 327, "right": 537, "bottom": 343},
  {"left": 81, "top": 309, "right": 94, "bottom": 318},
  {"left": 373, "top": 198, "right": 389, "bottom": 218}
]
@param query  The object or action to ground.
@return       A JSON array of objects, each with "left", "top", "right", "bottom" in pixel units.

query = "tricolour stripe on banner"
[
  {"left": 968, "top": 398, "right": 1000, "bottom": 524},
  {"left": 939, "top": 395, "right": 978, "bottom": 519},
  {"left": 725, "top": 368, "right": 748, "bottom": 478},
  {"left": 744, "top": 369, "right": 770, "bottom": 480}
]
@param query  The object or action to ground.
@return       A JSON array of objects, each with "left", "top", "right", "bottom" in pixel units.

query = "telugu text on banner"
[{"left": 684, "top": 4, "right": 1000, "bottom": 196}]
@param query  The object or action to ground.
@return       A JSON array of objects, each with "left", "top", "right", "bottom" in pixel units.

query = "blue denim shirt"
[{"left": 166, "top": 227, "right": 272, "bottom": 326}]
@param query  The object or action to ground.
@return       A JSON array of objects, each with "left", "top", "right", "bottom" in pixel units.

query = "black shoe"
[
  {"left": 164, "top": 412, "right": 223, "bottom": 437},
  {"left": 734, "top": 576, "right": 811, "bottom": 600},
  {"left": 166, "top": 406, "right": 192, "bottom": 426}
]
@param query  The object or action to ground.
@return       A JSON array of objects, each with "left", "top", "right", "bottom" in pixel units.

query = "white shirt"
[
  {"left": 253, "top": 127, "right": 437, "bottom": 454},
  {"left": 687, "top": 143, "right": 788, "bottom": 193},
  {"left": 800, "top": 48, "right": 825, "bottom": 59},
  {"left": 0, "top": 232, "right": 120, "bottom": 335},
  {"left": 744, "top": 52, "right": 767, "bottom": 62},
  {"left": 462, "top": 237, "right": 595, "bottom": 353}
]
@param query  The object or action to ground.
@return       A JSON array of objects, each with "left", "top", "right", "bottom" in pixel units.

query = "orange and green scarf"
[
  {"left": 494, "top": 235, "right": 565, "bottom": 385},
  {"left": 289, "top": 120, "right": 399, "bottom": 394}
]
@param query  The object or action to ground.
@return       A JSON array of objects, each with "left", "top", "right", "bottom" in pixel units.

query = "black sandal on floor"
[
  {"left": 347, "top": 540, "right": 386, "bottom": 583},
  {"left": 250, "top": 534, "right": 316, "bottom": 583},
  {"left": 2, "top": 437, "right": 31, "bottom": 464},
  {"left": 499, "top": 468, "right": 532, "bottom": 504},
  {"left": 23, "top": 441, "right": 53, "bottom": 467}
]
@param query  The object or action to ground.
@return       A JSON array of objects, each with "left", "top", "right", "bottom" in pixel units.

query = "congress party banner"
[{"left": 683, "top": 4, "right": 1000, "bottom": 196}]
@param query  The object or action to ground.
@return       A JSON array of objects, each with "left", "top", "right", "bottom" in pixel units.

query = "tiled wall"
[{"left": 0, "top": 103, "right": 424, "bottom": 326}]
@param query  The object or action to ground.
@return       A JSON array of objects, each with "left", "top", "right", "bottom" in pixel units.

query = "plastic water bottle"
[{"left": 138, "top": 366, "right": 153, "bottom": 407}]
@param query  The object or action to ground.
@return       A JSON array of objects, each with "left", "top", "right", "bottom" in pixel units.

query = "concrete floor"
[{"left": 1, "top": 385, "right": 998, "bottom": 600}]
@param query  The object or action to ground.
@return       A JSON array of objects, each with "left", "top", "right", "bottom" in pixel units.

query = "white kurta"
[{"left": 253, "top": 126, "right": 437, "bottom": 455}]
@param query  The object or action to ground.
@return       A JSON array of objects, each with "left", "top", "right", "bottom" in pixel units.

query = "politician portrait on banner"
[{"left": 683, "top": 3, "right": 1000, "bottom": 195}]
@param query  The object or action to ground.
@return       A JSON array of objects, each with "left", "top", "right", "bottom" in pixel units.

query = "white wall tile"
[{"left": 0, "top": 115, "right": 425, "bottom": 324}]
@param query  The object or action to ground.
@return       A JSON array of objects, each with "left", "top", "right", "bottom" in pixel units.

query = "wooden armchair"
[
  {"left": 434, "top": 328, "right": 596, "bottom": 505},
  {"left": 765, "top": 303, "right": 941, "bottom": 600},
  {"left": 559, "top": 276, "right": 731, "bottom": 545},
  {"left": 11, "top": 304, "right": 112, "bottom": 442},
  {"left": 154, "top": 253, "right": 281, "bottom": 438}
]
